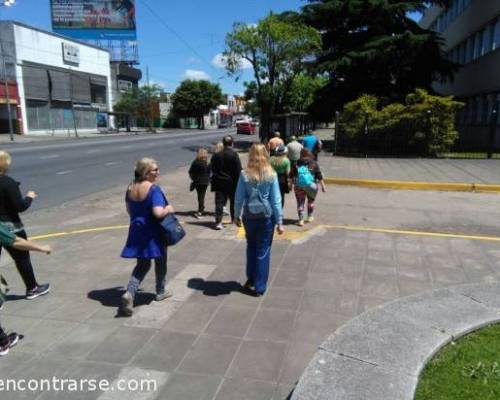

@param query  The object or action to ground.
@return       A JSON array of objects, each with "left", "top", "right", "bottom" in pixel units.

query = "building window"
[
  {"left": 493, "top": 18, "right": 500, "bottom": 51},
  {"left": 482, "top": 25, "right": 492, "bottom": 55}
]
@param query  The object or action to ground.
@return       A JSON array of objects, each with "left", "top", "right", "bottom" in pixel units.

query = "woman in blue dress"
[{"left": 120, "top": 157, "right": 174, "bottom": 316}]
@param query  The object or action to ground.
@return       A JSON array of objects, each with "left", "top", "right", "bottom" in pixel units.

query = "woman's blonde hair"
[
  {"left": 245, "top": 144, "right": 275, "bottom": 182},
  {"left": 0, "top": 151, "right": 12, "bottom": 174},
  {"left": 213, "top": 142, "right": 223, "bottom": 153},
  {"left": 196, "top": 148, "right": 208, "bottom": 161},
  {"left": 134, "top": 157, "right": 157, "bottom": 182}
]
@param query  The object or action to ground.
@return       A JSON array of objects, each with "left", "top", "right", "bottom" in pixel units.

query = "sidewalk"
[{"left": 1, "top": 150, "right": 500, "bottom": 399}]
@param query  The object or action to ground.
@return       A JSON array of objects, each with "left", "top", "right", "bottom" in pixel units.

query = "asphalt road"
[{"left": 1, "top": 128, "right": 257, "bottom": 211}]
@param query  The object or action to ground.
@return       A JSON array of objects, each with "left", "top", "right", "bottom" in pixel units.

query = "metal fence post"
[{"left": 488, "top": 99, "right": 499, "bottom": 159}]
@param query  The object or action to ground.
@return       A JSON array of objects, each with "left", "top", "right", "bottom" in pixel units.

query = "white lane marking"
[
  {"left": 56, "top": 170, "right": 73, "bottom": 175},
  {"left": 40, "top": 154, "right": 59, "bottom": 160},
  {"left": 86, "top": 149, "right": 101, "bottom": 154},
  {"left": 104, "top": 161, "right": 121, "bottom": 166},
  {"left": 120, "top": 145, "right": 132, "bottom": 149},
  {"left": 97, "top": 367, "right": 169, "bottom": 400}
]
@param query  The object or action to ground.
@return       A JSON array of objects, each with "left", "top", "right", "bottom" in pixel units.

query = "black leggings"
[
  {"left": 0, "top": 323, "right": 7, "bottom": 346},
  {"left": 0, "top": 230, "right": 38, "bottom": 291},
  {"left": 194, "top": 184, "right": 208, "bottom": 213}
]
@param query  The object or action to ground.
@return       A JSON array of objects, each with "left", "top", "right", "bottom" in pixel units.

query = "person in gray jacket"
[{"left": 286, "top": 136, "right": 303, "bottom": 169}]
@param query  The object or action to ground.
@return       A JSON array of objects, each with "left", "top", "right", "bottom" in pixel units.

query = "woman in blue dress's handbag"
[
  {"left": 234, "top": 144, "right": 284, "bottom": 297},
  {"left": 120, "top": 157, "right": 175, "bottom": 317}
]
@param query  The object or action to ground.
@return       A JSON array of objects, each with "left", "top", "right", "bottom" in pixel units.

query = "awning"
[
  {"left": 49, "top": 70, "right": 71, "bottom": 101},
  {"left": 22, "top": 66, "right": 49, "bottom": 100},
  {"left": 71, "top": 72, "right": 91, "bottom": 103},
  {"left": 89, "top": 74, "right": 107, "bottom": 86}
]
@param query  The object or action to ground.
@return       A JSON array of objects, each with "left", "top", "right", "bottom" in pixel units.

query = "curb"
[{"left": 324, "top": 177, "right": 500, "bottom": 193}]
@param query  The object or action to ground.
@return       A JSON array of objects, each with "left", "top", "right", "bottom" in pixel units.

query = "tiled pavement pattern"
[
  {"left": 1, "top": 149, "right": 500, "bottom": 399},
  {"left": 2, "top": 224, "right": 500, "bottom": 399}
]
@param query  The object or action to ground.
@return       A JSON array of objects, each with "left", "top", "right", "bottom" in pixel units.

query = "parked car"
[
  {"left": 218, "top": 121, "right": 231, "bottom": 129},
  {"left": 236, "top": 121, "right": 256, "bottom": 135}
]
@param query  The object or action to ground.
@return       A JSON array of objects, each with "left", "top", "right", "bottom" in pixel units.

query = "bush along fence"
[{"left": 333, "top": 89, "right": 500, "bottom": 159}]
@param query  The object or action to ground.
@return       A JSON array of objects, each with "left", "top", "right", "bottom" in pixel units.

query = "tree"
[
  {"left": 224, "top": 13, "right": 321, "bottom": 140},
  {"left": 114, "top": 84, "right": 162, "bottom": 131},
  {"left": 301, "top": 0, "right": 457, "bottom": 121},
  {"left": 171, "top": 80, "right": 224, "bottom": 129},
  {"left": 285, "top": 74, "right": 328, "bottom": 113}
]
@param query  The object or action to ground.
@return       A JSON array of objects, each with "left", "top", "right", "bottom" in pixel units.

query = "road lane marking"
[
  {"left": 40, "top": 154, "right": 59, "bottom": 160},
  {"left": 104, "top": 161, "right": 121, "bottom": 166},
  {"left": 119, "top": 145, "right": 132, "bottom": 149},
  {"left": 30, "top": 223, "right": 500, "bottom": 243},
  {"left": 55, "top": 170, "right": 73, "bottom": 175},
  {"left": 86, "top": 149, "right": 101, "bottom": 154}
]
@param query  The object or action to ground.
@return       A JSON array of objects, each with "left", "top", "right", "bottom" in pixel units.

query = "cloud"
[
  {"left": 212, "top": 53, "right": 252, "bottom": 70},
  {"left": 187, "top": 57, "right": 201, "bottom": 64},
  {"left": 183, "top": 69, "right": 211, "bottom": 80}
]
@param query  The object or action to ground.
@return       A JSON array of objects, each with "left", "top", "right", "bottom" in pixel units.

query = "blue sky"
[{"left": 0, "top": 0, "right": 305, "bottom": 95}]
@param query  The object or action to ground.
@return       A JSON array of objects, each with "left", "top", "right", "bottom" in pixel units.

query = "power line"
[{"left": 137, "top": 0, "right": 219, "bottom": 75}]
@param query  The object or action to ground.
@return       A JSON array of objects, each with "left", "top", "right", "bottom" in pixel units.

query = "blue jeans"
[{"left": 243, "top": 217, "right": 275, "bottom": 294}]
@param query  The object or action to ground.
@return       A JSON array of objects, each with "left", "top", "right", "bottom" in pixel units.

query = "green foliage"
[
  {"left": 301, "top": 0, "right": 458, "bottom": 121},
  {"left": 340, "top": 89, "right": 463, "bottom": 155},
  {"left": 223, "top": 13, "right": 321, "bottom": 137},
  {"left": 415, "top": 323, "right": 500, "bottom": 400},
  {"left": 285, "top": 74, "right": 328, "bottom": 113},
  {"left": 171, "top": 80, "right": 224, "bottom": 129},
  {"left": 114, "top": 84, "right": 162, "bottom": 130}
]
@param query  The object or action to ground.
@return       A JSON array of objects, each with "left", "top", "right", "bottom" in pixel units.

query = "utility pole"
[{"left": 146, "top": 65, "right": 153, "bottom": 131}]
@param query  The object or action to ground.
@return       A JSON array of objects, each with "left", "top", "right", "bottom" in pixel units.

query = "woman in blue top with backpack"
[
  {"left": 291, "top": 149, "right": 326, "bottom": 227},
  {"left": 234, "top": 144, "right": 284, "bottom": 296}
]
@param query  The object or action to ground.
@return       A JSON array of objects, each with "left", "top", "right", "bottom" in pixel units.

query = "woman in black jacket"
[
  {"left": 189, "top": 148, "right": 210, "bottom": 218},
  {"left": 0, "top": 151, "right": 49, "bottom": 299}
]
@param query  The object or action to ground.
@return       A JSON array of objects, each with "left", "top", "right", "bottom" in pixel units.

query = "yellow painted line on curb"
[
  {"left": 324, "top": 178, "right": 500, "bottom": 193},
  {"left": 322, "top": 224, "right": 500, "bottom": 242},
  {"left": 31, "top": 225, "right": 128, "bottom": 240},
  {"left": 29, "top": 222, "right": 500, "bottom": 244}
]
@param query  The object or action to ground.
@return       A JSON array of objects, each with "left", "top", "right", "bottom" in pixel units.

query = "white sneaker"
[
  {"left": 120, "top": 291, "right": 133, "bottom": 317},
  {"left": 223, "top": 207, "right": 229, "bottom": 216},
  {"left": 214, "top": 223, "right": 223, "bottom": 230}
]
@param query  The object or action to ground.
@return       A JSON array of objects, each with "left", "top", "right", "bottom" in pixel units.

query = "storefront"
[{"left": 0, "top": 21, "right": 113, "bottom": 135}]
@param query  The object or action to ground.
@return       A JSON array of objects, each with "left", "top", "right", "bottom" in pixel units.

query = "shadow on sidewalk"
[
  {"left": 87, "top": 287, "right": 155, "bottom": 308},
  {"left": 188, "top": 278, "right": 248, "bottom": 297}
]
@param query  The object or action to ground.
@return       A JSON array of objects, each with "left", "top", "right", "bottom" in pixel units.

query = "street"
[{"left": 2, "top": 128, "right": 255, "bottom": 210}]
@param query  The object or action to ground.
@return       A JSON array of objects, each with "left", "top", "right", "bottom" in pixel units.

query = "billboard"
[{"left": 51, "top": 0, "right": 138, "bottom": 63}]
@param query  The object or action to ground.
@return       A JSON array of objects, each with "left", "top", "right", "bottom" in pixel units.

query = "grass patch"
[{"left": 415, "top": 323, "right": 500, "bottom": 400}]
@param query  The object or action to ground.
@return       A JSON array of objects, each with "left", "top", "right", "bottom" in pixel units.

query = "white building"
[{"left": 0, "top": 21, "right": 113, "bottom": 135}]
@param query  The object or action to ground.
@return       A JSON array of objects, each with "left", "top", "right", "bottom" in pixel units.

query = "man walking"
[
  {"left": 303, "top": 129, "right": 322, "bottom": 160},
  {"left": 287, "top": 135, "right": 303, "bottom": 169},
  {"left": 210, "top": 135, "right": 242, "bottom": 230}
]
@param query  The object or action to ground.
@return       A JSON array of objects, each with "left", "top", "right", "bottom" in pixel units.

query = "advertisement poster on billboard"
[{"left": 51, "top": 0, "right": 138, "bottom": 63}]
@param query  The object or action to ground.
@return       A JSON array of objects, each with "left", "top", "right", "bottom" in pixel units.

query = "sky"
[{"left": 0, "top": 0, "right": 306, "bottom": 95}]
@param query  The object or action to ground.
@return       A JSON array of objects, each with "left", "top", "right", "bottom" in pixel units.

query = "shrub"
[{"left": 340, "top": 89, "right": 463, "bottom": 156}]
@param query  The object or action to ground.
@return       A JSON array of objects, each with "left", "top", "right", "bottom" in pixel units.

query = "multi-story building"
[
  {"left": 420, "top": 1, "right": 500, "bottom": 148},
  {"left": 0, "top": 20, "right": 113, "bottom": 135}
]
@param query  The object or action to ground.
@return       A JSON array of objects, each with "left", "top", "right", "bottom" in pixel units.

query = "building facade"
[
  {"left": 0, "top": 21, "right": 113, "bottom": 135},
  {"left": 420, "top": 1, "right": 500, "bottom": 148}
]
